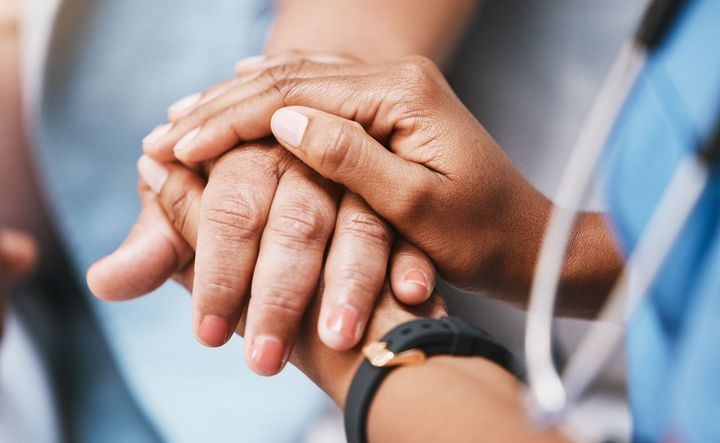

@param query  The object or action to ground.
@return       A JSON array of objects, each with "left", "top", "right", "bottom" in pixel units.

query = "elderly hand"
[
  {"left": 88, "top": 146, "right": 445, "bottom": 381},
  {"left": 0, "top": 228, "right": 37, "bottom": 338},
  {"left": 88, "top": 53, "right": 440, "bottom": 375}
]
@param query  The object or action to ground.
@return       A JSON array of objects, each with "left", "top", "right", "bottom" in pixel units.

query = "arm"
[
  {"left": 366, "top": 357, "right": 567, "bottom": 443},
  {"left": 267, "top": 0, "right": 481, "bottom": 65}
]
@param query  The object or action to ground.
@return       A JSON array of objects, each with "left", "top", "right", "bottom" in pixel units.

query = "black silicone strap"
[{"left": 344, "top": 316, "right": 524, "bottom": 443}]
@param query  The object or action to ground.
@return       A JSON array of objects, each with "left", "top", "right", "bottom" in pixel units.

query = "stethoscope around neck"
[{"left": 523, "top": 0, "right": 720, "bottom": 439}]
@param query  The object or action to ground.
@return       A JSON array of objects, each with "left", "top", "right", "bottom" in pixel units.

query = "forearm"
[
  {"left": 266, "top": 0, "right": 480, "bottom": 65},
  {"left": 496, "top": 189, "right": 623, "bottom": 318},
  {"left": 368, "top": 356, "right": 567, "bottom": 443}
]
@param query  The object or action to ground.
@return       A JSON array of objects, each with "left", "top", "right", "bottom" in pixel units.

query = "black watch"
[{"left": 344, "top": 316, "right": 525, "bottom": 443}]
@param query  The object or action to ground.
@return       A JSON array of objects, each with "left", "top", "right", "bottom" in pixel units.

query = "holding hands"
[
  {"left": 88, "top": 53, "right": 618, "bottom": 380},
  {"left": 88, "top": 54, "right": 439, "bottom": 377}
]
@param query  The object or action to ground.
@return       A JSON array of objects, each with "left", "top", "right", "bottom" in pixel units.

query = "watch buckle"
[{"left": 362, "top": 342, "right": 427, "bottom": 368}]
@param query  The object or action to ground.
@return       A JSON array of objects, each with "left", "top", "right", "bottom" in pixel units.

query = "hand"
[
  {"left": 87, "top": 139, "right": 437, "bottom": 374},
  {"left": 88, "top": 149, "right": 445, "bottom": 383},
  {"left": 139, "top": 54, "right": 619, "bottom": 312},
  {"left": 137, "top": 55, "right": 545, "bottom": 297},
  {"left": 0, "top": 228, "right": 38, "bottom": 337}
]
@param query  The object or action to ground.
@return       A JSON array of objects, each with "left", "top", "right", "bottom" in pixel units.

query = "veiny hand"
[{"left": 0, "top": 228, "right": 38, "bottom": 338}]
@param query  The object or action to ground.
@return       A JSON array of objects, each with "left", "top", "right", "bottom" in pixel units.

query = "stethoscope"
[{"left": 523, "top": 0, "right": 720, "bottom": 439}]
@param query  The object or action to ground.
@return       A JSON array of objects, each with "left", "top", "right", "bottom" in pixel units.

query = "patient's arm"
[{"left": 268, "top": 0, "right": 481, "bottom": 65}]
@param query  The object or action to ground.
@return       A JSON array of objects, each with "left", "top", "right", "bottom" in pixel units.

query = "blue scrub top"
[{"left": 604, "top": 1, "right": 720, "bottom": 441}]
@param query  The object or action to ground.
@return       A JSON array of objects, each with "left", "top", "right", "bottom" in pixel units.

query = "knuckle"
[
  {"left": 254, "top": 288, "right": 306, "bottom": 320},
  {"left": 167, "top": 190, "right": 194, "bottom": 235},
  {"left": 262, "top": 63, "right": 306, "bottom": 101},
  {"left": 203, "top": 198, "right": 263, "bottom": 242},
  {"left": 215, "top": 147, "right": 283, "bottom": 178},
  {"left": 203, "top": 275, "right": 242, "bottom": 297},
  {"left": 267, "top": 202, "right": 330, "bottom": 249},
  {"left": 265, "top": 62, "right": 299, "bottom": 83},
  {"left": 397, "top": 55, "right": 438, "bottom": 85},
  {"left": 338, "top": 210, "right": 392, "bottom": 247},
  {"left": 334, "top": 266, "right": 383, "bottom": 299},
  {"left": 392, "top": 56, "right": 442, "bottom": 108}
]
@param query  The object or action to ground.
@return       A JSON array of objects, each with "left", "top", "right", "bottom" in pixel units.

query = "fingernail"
[
  {"left": 168, "top": 92, "right": 201, "bottom": 116},
  {"left": 401, "top": 269, "right": 431, "bottom": 299},
  {"left": 142, "top": 123, "right": 171, "bottom": 147},
  {"left": 326, "top": 304, "right": 360, "bottom": 343},
  {"left": 403, "top": 269, "right": 429, "bottom": 289},
  {"left": 271, "top": 108, "right": 308, "bottom": 148},
  {"left": 234, "top": 55, "right": 265, "bottom": 71},
  {"left": 196, "top": 314, "right": 233, "bottom": 347},
  {"left": 174, "top": 127, "right": 200, "bottom": 154},
  {"left": 137, "top": 155, "right": 168, "bottom": 193},
  {"left": 250, "top": 335, "right": 286, "bottom": 375}
]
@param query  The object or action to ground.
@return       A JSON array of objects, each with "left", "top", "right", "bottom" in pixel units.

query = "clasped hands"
[{"left": 87, "top": 53, "right": 550, "bottom": 403}]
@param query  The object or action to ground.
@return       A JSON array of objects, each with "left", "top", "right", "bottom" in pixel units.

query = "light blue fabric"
[
  {"left": 603, "top": 0, "right": 720, "bottom": 441},
  {"left": 32, "top": 1, "right": 328, "bottom": 441}
]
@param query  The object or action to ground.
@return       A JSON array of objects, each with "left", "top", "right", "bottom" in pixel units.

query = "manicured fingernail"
[
  {"left": 401, "top": 269, "right": 432, "bottom": 300},
  {"left": 168, "top": 92, "right": 201, "bottom": 116},
  {"left": 196, "top": 314, "right": 233, "bottom": 347},
  {"left": 250, "top": 335, "right": 286, "bottom": 375},
  {"left": 142, "top": 123, "right": 171, "bottom": 147},
  {"left": 271, "top": 108, "right": 308, "bottom": 148},
  {"left": 174, "top": 127, "right": 201, "bottom": 154},
  {"left": 326, "top": 304, "right": 360, "bottom": 343},
  {"left": 137, "top": 155, "right": 168, "bottom": 193},
  {"left": 234, "top": 55, "right": 265, "bottom": 71}
]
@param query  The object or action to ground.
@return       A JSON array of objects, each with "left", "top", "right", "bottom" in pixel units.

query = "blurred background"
[{"left": 1, "top": 0, "right": 647, "bottom": 442}]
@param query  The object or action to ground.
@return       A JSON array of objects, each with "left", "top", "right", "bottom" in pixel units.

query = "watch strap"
[{"left": 344, "top": 316, "right": 524, "bottom": 443}]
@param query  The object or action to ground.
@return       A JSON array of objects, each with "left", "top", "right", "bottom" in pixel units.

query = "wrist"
[
  {"left": 461, "top": 178, "right": 552, "bottom": 299},
  {"left": 291, "top": 290, "right": 448, "bottom": 408}
]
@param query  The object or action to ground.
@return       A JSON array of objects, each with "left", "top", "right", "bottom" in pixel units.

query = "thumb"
[
  {"left": 271, "top": 106, "right": 428, "bottom": 224},
  {"left": 87, "top": 157, "right": 203, "bottom": 300},
  {"left": 86, "top": 201, "right": 192, "bottom": 300}
]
